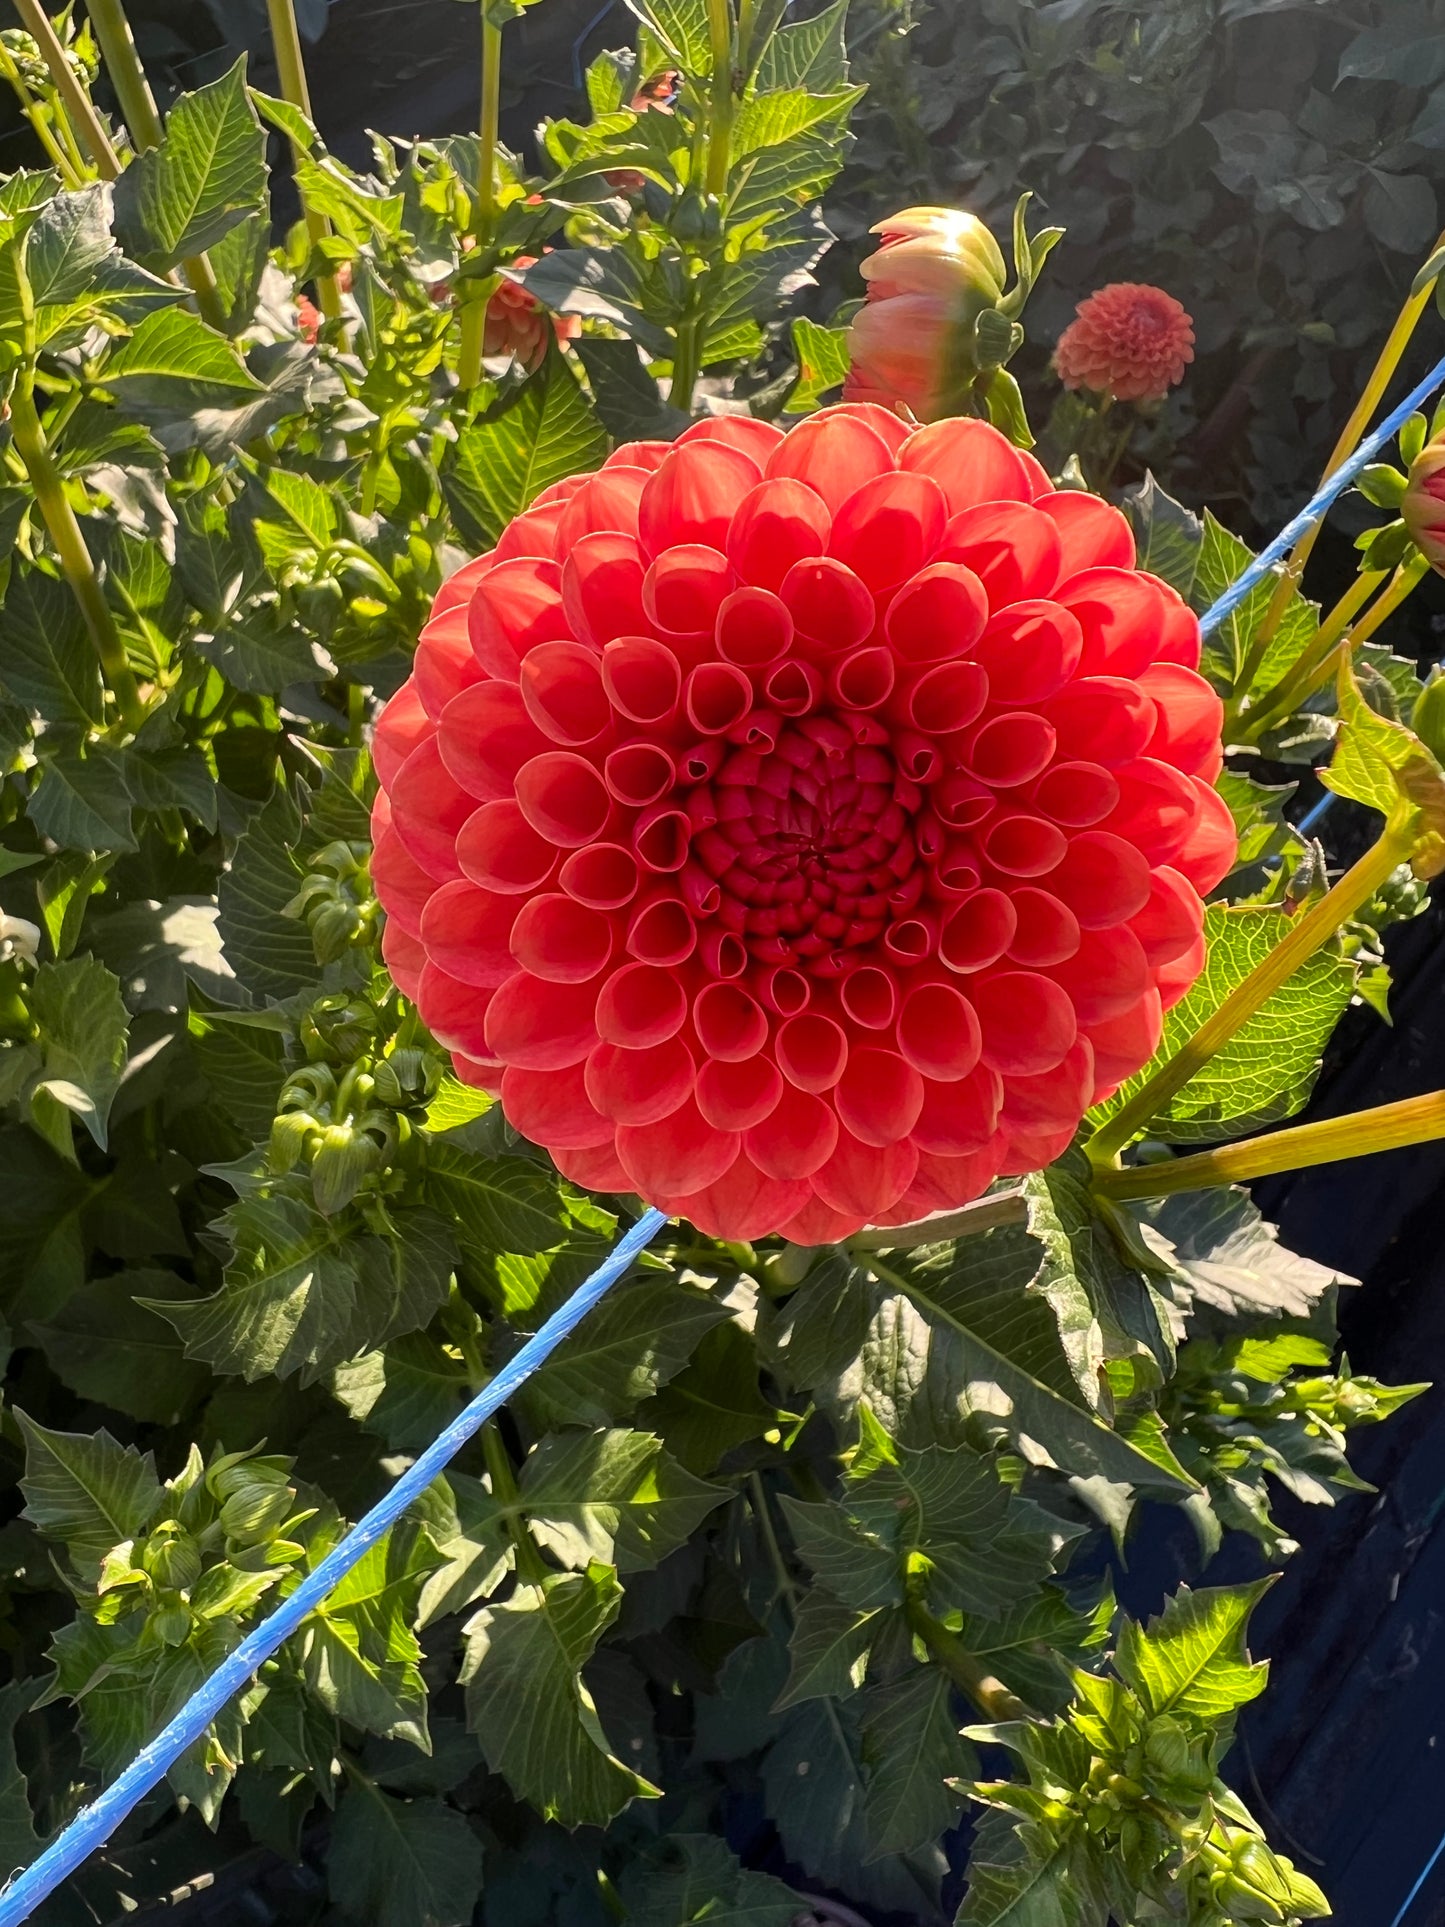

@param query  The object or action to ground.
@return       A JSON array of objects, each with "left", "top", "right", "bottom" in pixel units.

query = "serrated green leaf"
[
  {"left": 638, "top": 1316, "right": 777, "bottom": 1473},
  {"left": 298, "top": 1521, "right": 437, "bottom": 1743},
  {"left": 1090, "top": 905, "right": 1356, "bottom": 1144},
  {"left": 150, "top": 1194, "right": 457, "bottom": 1383},
  {"left": 113, "top": 61, "right": 267, "bottom": 272},
  {"left": 518, "top": 1427, "right": 727, "bottom": 1573},
  {"left": 774, "top": 1590, "right": 883, "bottom": 1707},
  {"left": 623, "top": 0, "right": 712, "bottom": 75},
  {"left": 415, "top": 1470, "right": 511, "bottom": 1628},
  {"left": 1114, "top": 1581, "right": 1272, "bottom": 1722},
  {"left": 214, "top": 782, "right": 318, "bottom": 1002},
  {"left": 1135, "top": 1184, "right": 1354, "bottom": 1324},
  {"left": 0, "top": 1682, "right": 40, "bottom": 1878},
  {"left": 958, "top": 1806, "right": 1112, "bottom": 1926},
  {"left": 462, "top": 1564, "right": 660, "bottom": 1827},
  {"left": 17, "top": 1412, "right": 161, "bottom": 1574},
  {"left": 249, "top": 87, "right": 320, "bottom": 156},
  {"left": 1123, "top": 472, "right": 1202, "bottom": 599},
  {"left": 28, "top": 1268, "right": 206, "bottom": 1424},
  {"left": 441, "top": 346, "right": 608, "bottom": 548},
  {"left": 422, "top": 1075, "right": 494, "bottom": 1133},
  {"left": 27, "top": 749, "right": 137, "bottom": 855},
  {"left": 1324, "top": 659, "right": 1445, "bottom": 871},
  {"left": 328, "top": 1780, "right": 484, "bottom": 1927},
  {"left": 0, "top": 566, "right": 104, "bottom": 727},
  {"left": 861, "top": 1668, "right": 975, "bottom": 1858},
  {"left": 30, "top": 954, "right": 129, "bottom": 1149},
  {"left": 617, "top": 1832, "right": 802, "bottom": 1927},
  {"left": 754, "top": 0, "right": 851, "bottom": 92},
  {"left": 573, "top": 336, "right": 687, "bottom": 443},
  {"left": 520, "top": 1279, "right": 730, "bottom": 1429},
  {"left": 331, "top": 1330, "right": 471, "bottom": 1451},
  {"left": 105, "top": 305, "right": 266, "bottom": 399}
]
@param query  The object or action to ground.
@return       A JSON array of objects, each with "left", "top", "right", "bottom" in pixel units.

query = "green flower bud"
[
  {"left": 310, "top": 1122, "right": 382, "bottom": 1215},
  {"left": 373, "top": 1048, "right": 441, "bottom": 1109},
  {"left": 220, "top": 1480, "right": 295, "bottom": 1545},
  {"left": 311, "top": 895, "right": 366, "bottom": 964},
  {"left": 149, "top": 1602, "right": 194, "bottom": 1648},
  {"left": 141, "top": 1524, "right": 204, "bottom": 1592},
  {"left": 270, "top": 1108, "right": 319, "bottom": 1174}
]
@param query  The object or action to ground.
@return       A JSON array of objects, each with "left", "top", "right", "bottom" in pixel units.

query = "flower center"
[{"left": 697, "top": 720, "right": 919, "bottom": 962}]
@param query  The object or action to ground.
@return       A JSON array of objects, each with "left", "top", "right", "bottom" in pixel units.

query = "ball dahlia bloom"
[
  {"left": 371, "top": 406, "right": 1233, "bottom": 1243},
  {"left": 1403, "top": 433, "right": 1445, "bottom": 575},
  {"left": 1054, "top": 284, "right": 1195, "bottom": 405},
  {"left": 844, "top": 209, "right": 1009, "bottom": 423}
]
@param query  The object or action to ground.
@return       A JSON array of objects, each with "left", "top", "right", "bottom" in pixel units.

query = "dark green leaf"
[
  {"left": 0, "top": 567, "right": 103, "bottom": 727},
  {"left": 441, "top": 346, "right": 609, "bottom": 548},
  {"left": 28, "top": 1269, "right": 206, "bottom": 1424},
  {"left": 861, "top": 1668, "right": 975, "bottom": 1858},
  {"left": 29, "top": 954, "right": 129, "bottom": 1149},
  {"left": 519, "top": 1428, "right": 727, "bottom": 1573},
  {"left": 17, "top": 1412, "right": 161, "bottom": 1574},
  {"left": 328, "top": 1780, "right": 484, "bottom": 1927}
]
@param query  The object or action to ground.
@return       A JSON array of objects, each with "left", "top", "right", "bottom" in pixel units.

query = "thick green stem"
[
  {"left": 704, "top": 0, "right": 735, "bottom": 198},
  {"left": 907, "top": 1600, "right": 1027, "bottom": 1721},
  {"left": 1242, "top": 559, "right": 1427, "bottom": 744},
  {"left": 669, "top": 310, "right": 704, "bottom": 413},
  {"left": 481, "top": 1422, "right": 549, "bottom": 1584},
  {"left": 1096, "top": 1090, "right": 1445, "bottom": 1201},
  {"left": 850, "top": 1188, "right": 1028, "bottom": 1251},
  {"left": 455, "top": 16, "right": 504, "bottom": 391},
  {"left": 83, "top": 0, "right": 228, "bottom": 329},
  {"left": 1239, "top": 226, "right": 1445, "bottom": 683},
  {"left": 10, "top": 0, "right": 121, "bottom": 175},
  {"left": 1086, "top": 826, "right": 1417, "bottom": 1165},
  {"left": 264, "top": 0, "right": 342, "bottom": 322},
  {"left": 9, "top": 378, "right": 143, "bottom": 729}
]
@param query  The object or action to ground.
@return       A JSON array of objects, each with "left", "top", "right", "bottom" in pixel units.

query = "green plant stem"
[
  {"left": 481, "top": 1421, "right": 549, "bottom": 1585},
  {"left": 1238, "top": 225, "right": 1445, "bottom": 689},
  {"left": 1096, "top": 1089, "right": 1445, "bottom": 1201},
  {"left": 748, "top": 1471, "right": 799, "bottom": 1618},
  {"left": 1086, "top": 824, "right": 1417, "bottom": 1166},
  {"left": 10, "top": 0, "right": 121, "bottom": 175},
  {"left": 263, "top": 0, "right": 342, "bottom": 323},
  {"left": 669, "top": 310, "right": 704, "bottom": 414},
  {"left": 82, "top": 0, "right": 227, "bottom": 329},
  {"left": 704, "top": 0, "right": 735, "bottom": 198},
  {"left": 455, "top": 14, "right": 503, "bottom": 391},
  {"left": 906, "top": 1600, "right": 1026, "bottom": 1721},
  {"left": 1242, "top": 558, "right": 1427, "bottom": 744},
  {"left": 0, "top": 36, "right": 81, "bottom": 183},
  {"left": 849, "top": 1188, "right": 1029, "bottom": 1251},
  {"left": 8, "top": 377, "right": 144, "bottom": 730},
  {"left": 1229, "top": 567, "right": 1382, "bottom": 732}
]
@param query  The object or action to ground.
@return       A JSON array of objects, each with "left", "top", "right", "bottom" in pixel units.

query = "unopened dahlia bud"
[
  {"left": 1402, "top": 433, "right": 1445, "bottom": 575},
  {"left": 844, "top": 208, "right": 1010, "bottom": 421},
  {"left": 1054, "top": 283, "right": 1194, "bottom": 404},
  {"left": 371, "top": 406, "right": 1232, "bottom": 1243}
]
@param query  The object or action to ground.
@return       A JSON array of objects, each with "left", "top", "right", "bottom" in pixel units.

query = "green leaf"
[
  {"left": 441, "top": 346, "right": 609, "bottom": 549},
  {"left": 1114, "top": 1581, "right": 1273, "bottom": 1722},
  {"left": 113, "top": 61, "right": 268, "bottom": 272},
  {"left": 638, "top": 1319, "right": 777, "bottom": 1472},
  {"left": 214, "top": 782, "right": 319, "bottom": 1003},
  {"left": 1090, "top": 905, "right": 1356, "bottom": 1144},
  {"left": 1324, "top": 660, "right": 1445, "bottom": 869},
  {"left": 787, "top": 316, "right": 850, "bottom": 413},
  {"left": 27, "top": 1268, "right": 207, "bottom": 1424},
  {"left": 298, "top": 1521, "right": 437, "bottom": 1744},
  {"left": 27, "top": 748, "right": 137, "bottom": 855},
  {"left": 415, "top": 1471, "right": 511, "bottom": 1628},
  {"left": 518, "top": 1427, "right": 727, "bottom": 1573},
  {"left": 754, "top": 0, "right": 851, "bottom": 92},
  {"left": 423, "top": 1075, "right": 494, "bottom": 1133},
  {"left": 462, "top": 1564, "right": 661, "bottom": 1827},
  {"left": 249, "top": 87, "right": 321, "bottom": 156},
  {"left": 0, "top": 1682, "right": 40, "bottom": 1878},
  {"left": 1123, "top": 472, "right": 1202, "bottom": 600},
  {"left": 623, "top": 0, "right": 713, "bottom": 75},
  {"left": 0, "top": 566, "right": 104, "bottom": 727},
  {"left": 958, "top": 1806, "right": 1113, "bottom": 1927},
  {"left": 17, "top": 1412, "right": 161, "bottom": 1575},
  {"left": 421, "top": 1141, "right": 613, "bottom": 1313},
  {"left": 617, "top": 1833, "right": 802, "bottom": 1927},
  {"left": 774, "top": 1590, "right": 883, "bottom": 1707},
  {"left": 573, "top": 336, "right": 687, "bottom": 443},
  {"left": 520, "top": 1278, "right": 730, "bottom": 1428},
  {"left": 30, "top": 955, "right": 129, "bottom": 1149},
  {"left": 188, "top": 998, "right": 287, "bottom": 1138},
  {"left": 105, "top": 307, "right": 266, "bottom": 404},
  {"left": 954, "top": 1585, "right": 1115, "bottom": 1717},
  {"left": 328, "top": 1780, "right": 484, "bottom": 1927},
  {"left": 151, "top": 1193, "right": 457, "bottom": 1383},
  {"left": 841, "top": 1246, "right": 1191, "bottom": 1495},
  {"left": 1136, "top": 1184, "right": 1355, "bottom": 1325},
  {"left": 331, "top": 1331, "right": 471, "bottom": 1451},
  {"left": 861, "top": 1668, "right": 975, "bottom": 1858}
]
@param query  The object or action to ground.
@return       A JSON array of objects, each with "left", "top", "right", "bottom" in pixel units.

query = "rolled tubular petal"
[{"left": 370, "top": 403, "right": 1230, "bottom": 1239}]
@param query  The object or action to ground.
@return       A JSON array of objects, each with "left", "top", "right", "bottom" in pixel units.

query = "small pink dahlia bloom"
[{"left": 1054, "top": 284, "right": 1195, "bottom": 404}]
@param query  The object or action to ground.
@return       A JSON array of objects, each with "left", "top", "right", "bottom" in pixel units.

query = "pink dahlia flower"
[
  {"left": 1403, "top": 435, "right": 1445, "bottom": 576},
  {"left": 371, "top": 406, "right": 1233, "bottom": 1243},
  {"left": 1054, "top": 284, "right": 1195, "bottom": 404},
  {"left": 485, "top": 258, "right": 582, "bottom": 370}
]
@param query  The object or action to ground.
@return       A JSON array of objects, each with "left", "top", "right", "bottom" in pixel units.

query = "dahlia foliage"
[
  {"left": 1055, "top": 282, "right": 1196, "bottom": 405},
  {"left": 371, "top": 407, "right": 1234, "bottom": 1241}
]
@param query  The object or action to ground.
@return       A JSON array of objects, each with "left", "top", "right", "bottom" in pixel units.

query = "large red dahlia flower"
[
  {"left": 1054, "top": 283, "right": 1195, "bottom": 405},
  {"left": 371, "top": 406, "right": 1233, "bottom": 1243}
]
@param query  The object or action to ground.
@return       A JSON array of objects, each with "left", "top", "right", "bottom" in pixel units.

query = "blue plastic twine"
[
  {"left": 0, "top": 1205, "right": 667, "bottom": 1926},
  {"left": 1198, "top": 351, "right": 1445, "bottom": 637},
  {"left": 10, "top": 352, "right": 1445, "bottom": 1927}
]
